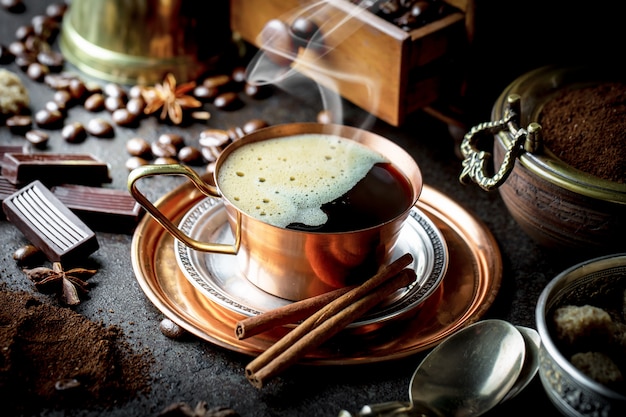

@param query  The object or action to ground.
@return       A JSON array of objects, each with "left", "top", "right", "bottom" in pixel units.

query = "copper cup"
[{"left": 128, "top": 123, "right": 422, "bottom": 301}]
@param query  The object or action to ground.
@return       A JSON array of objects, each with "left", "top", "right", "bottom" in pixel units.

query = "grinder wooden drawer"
[{"left": 230, "top": 0, "right": 470, "bottom": 126}]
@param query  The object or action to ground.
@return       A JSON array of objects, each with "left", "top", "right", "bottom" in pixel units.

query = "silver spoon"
[
  {"left": 500, "top": 326, "right": 540, "bottom": 403},
  {"left": 338, "top": 319, "right": 526, "bottom": 417}
]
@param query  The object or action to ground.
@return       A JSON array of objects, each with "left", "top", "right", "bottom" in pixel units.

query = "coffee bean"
[
  {"left": 244, "top": 82, "right": 271, "bottom": 99},
  {"left": 157, "top": 133, "right": 185, "bottom": 151},
  {"left": 242, "top": 119, "right": 269, "bottom": 134},
  {"left": 14, "top": 52, "right": 36, "bottom": 70},
  {"left": 25, "top": 129, "right": 49, "bottom": 149},
  {"left": 62, "top": 122, "right": 87, "bottom": 143},
  {"left": 290, "top": 17, "right": 321, "bottom": 48},
  {"left": 46, "top": 3, "right": 68, "bottom": 20},
  {"left": 1, "top": 0, "right": 25, "bottom": 13},
  {"left": 84, "top": 93, "right": 105, "bottom": 112},
  {"left": 227, "top": 126, "right": 245, "bottom": 141},
  {"left": 125, "top": 156, "right": 149, "bottom": 171},
  {"left": 202, "top": 74, "right": 231, "bottom": 89},
  {"left": 198, "top": 129, "right": 230, "bottom": 148},
  {"left": 126, "top": 137, "right": 152, "bottom": 158},
  {"left": 26, "top": 62, "right": 49, "bottom": 81},
  {"left": 86, "top": 118, "right": 114, "bottom": 138},
  {"left": 104, "top": 95, "right": 125, "bottom": 112},
  {"left": 213, "top": 91, "right": 242, "bottom": 110},
  {"left": 15, "top": 25, "right": 34, "bottom": 41},
  {"left": 37, "top": 50, "right": 63, "bottom": 71},
  {"left": 151, "top": 141, "right": 177, "bottom": 158},
  {"left": 178, "top": 146, "right": 203, "bottom": 165},
  {"left": 128, "top": 85, "right": 144, "bottom": 99},
  {"left": 24, "top": 34, "right": 46, "bottom": 54},
  {"left": 126, "top": 97, "right": 145, "bottom": 116},
  {"left": 159, "top": 318, "right": 186, "bottom": 339},
  {"left": 111, "top": 108, "right": 137, "bottom": 126},
  {"left": 44, "top": 73, "right": 73, "bottom": 90},
  {"left": 45, "top": 100, "right": 65, "bottom": 114},
  {"left": 231, "top": 66, "right": 247, "bottom": 84},
  {"left": 53, "top": 89, "right": 72, "bottom": 107},
  {"left": 34, "top": 108, "right": 63, "bottom": 128},
  {"left": 68, "top": 78, "right": 87, "bottom": 102},
  {"left": 201, "top": 146, "right": 220, "bottom": 163},
  {"left": 259, "top": 19, "right": 297, "bottom": 67},
  {"left": 5, "top": 115, "right": 32, "bottom": 134},
  {"left": 32, "top": 15, "right": 59, "bottom": 40},
  {"left": 193, "top": 85, "right": 219, "bottom": 102},
  {"left": 103, "top": 83, "right": 127, "bottom": 101},
  {"left": 7, "top": 41, "right": 26, "bottom": 57},
  {"left": 12, "top": 244, "right": 44, "bottom": 265}
]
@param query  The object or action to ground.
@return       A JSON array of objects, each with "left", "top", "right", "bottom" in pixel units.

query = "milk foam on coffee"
[{"left": 218, "top": 134, "right": 387, "bottom": 228}]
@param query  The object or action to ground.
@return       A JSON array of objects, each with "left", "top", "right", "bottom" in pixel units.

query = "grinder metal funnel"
[{"left": 60, "top": 0, "right": 233, "bottom": 85}]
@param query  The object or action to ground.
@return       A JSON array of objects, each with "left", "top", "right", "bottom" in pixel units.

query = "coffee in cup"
[{"left": 216, "top": 133, "right": 414, "bottom": 233}]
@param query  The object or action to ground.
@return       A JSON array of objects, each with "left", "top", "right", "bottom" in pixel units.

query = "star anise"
[
  {"left": 141, "top": 73, "right": 203, "bottom": 125},
  {"left": 23, "top": 262, "right": 97, "bottom": 306}
]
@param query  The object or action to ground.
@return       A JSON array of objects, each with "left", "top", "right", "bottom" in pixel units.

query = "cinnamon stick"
[
  {"left": 246, "top": 268, "right": 416, "bottom": 388},
  {"left": 244, "top": 253, "right": 412, "bottom": 379},
  {"left": 235, "top": 285, "right": 354, "bottom": 340}
]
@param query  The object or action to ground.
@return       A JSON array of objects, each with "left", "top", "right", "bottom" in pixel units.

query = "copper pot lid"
[{"left": 460, "top": 65, "right": 626, "bottom": 205}]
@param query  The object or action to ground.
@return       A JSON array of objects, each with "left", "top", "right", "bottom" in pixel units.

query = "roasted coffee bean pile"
[
  {"left": 0, "top": 2, "right": 276, "bottom": 154},
  {"left": 124, "top": 119, "right": 271, "bottom": 173},
  {"left": 350, "top": 0, "right": 459, "bottom": 31}
]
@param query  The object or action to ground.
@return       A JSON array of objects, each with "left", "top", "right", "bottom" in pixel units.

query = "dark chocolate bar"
[
  {"left": 0, "top": 175, "right": 20, "bottom": 206},
  {"left": 1, "top": 145, "right": 30, "bottom": 169},
  {"left": 1, "top": 153, "right": 112, "bottom": 186},
  {"left": 2, "top": 180, "right": 99, "bottom": 263},
  {"left": 51, "top": 184, "right": 144, "bottom": 233},
  {"left": 0, "top": 144, "right": 30, "bottom": 159}
]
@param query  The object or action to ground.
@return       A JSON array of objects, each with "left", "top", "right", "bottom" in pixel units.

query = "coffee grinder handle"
[{"left": 128, "top": 164, "right": 241, "bottom": 255}]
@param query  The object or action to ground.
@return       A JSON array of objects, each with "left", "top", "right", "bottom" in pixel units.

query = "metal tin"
[
  {"left": 460, "top": 65, "right": 626, "bottom": 252},
  {"left": 536, "top": 253, "right": 626, "bottom": 417}
]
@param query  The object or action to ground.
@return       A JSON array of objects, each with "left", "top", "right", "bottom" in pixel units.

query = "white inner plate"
[{"left": 175, "top": 197, "right": 448, "bottom": 329}]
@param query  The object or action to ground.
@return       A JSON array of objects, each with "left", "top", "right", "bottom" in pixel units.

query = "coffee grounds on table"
[
  {"left": 538, "top": 82, "right": 626, "bottom": 184},
  {"left": 0, "top": 288, "right": 153, "bottom": 415}
]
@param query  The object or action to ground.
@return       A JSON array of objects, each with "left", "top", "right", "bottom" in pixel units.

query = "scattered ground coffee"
[
  {"left": 0, "top": 288, "right": 153, "bottom": 415},
  {"left": 539, "top": 82, "right": 626, "bottom": 183}
]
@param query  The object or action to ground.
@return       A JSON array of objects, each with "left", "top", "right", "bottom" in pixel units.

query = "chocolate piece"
[
  {"left": 2, "top": 180, "right": 99, "bottom": 263},
  {"left": 51, "top": 184, "right": 144, "bottom": 233},
  {"left": 0, "top": 144, "right": 30, "bottom": 160},
  {"left": 0, "top": 175, "right": 20, "bottom": 211},
  {"left": 1, "top": 153, "right": 112, "bottom": 186}
]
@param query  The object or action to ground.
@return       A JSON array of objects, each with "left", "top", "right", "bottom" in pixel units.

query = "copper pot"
[{"left": 128, "top": 123, "right": 422, "bottom": 301}]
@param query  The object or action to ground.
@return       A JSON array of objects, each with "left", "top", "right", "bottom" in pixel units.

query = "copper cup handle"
[
  {"left": 459, "top": 94, "right": 543, "bottom": 191},
  {"left": 128, "top": 164, "right": 241, "bottom": 254}
]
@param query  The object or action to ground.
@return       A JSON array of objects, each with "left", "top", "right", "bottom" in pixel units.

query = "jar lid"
[{"left": 491, "top": 65, "right": 626, "bottom": 205}]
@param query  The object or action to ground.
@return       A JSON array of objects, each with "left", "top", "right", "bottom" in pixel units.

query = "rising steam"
[{"left": 245, "top": 0, "right": 379, "bottom": 130}]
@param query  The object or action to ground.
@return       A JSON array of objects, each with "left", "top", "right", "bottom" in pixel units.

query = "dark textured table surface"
[{"left": 1, "top": 2, "right": 622, "bottom": 417}]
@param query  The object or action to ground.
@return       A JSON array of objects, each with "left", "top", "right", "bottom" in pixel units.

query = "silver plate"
[{"left": 175, "top": 197, "right": 448, "bottom": 329}]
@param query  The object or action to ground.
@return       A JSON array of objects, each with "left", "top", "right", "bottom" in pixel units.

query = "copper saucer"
[
  {"left": 131, "top": 183, "right": 502, "bottom": 364},
  {"left": 174, "top": 198, "right": 448, "bottom": 331}
]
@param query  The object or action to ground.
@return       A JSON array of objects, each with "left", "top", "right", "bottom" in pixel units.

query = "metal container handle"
[
  {"left": 459, "top": 94, "right": 542, "bottom": 191},
  {"left": 128, "top": 164, "right": 241, "bottom": 254}
]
